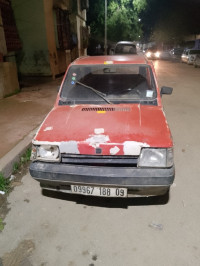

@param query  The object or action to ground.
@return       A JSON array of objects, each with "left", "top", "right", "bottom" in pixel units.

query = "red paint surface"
[
  {"left": 34, "top": 55, "right": 173, "bottom": 155},
  {"left": 35, "top": 104, "right": 172, "bottom": 155}
]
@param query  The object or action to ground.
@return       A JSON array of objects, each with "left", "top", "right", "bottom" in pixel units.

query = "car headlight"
[
  {"left": 138, "top": 148, "right": 173, "bottom": 168},
  {"left": 146, "top": 52, "right": 152, "bottom": 57},
  {"left": 155, "top": 51, "right": 160, "bottom": 58},
  {"left": 31, "top": 145, "right": 60, "bottom": 162}
]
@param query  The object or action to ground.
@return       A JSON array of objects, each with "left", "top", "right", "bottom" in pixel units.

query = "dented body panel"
[
  {"left": 34, "top": 104, "right": 172, "bottom": 156},
  {"left": 30, "top": 55, "right": 175, "bottom": 198}
]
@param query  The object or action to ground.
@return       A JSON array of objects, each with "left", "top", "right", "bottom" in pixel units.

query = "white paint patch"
[
  {"left": 32, "top": 140, "right": 80, "bottom": 154},
  {"left": 44, "top": 126, "right": 53, "bottom": 132},
  {"left": 86, "top": 135, "right": 110, "bottom": 148},
  {"left": 32, "top": 140, "right": 60, "bottom": 146},
  {"left": 110, "top": 146, "right": 120, "bottom": 155},
  {"left": 123, "top": 141, "right": 150, "bottom": 155},
  {"left": 59, "top": 141, "right": 80, "bottom": 154},
  {"left": 94, "top": 128, "right": 104, "bottom": 134}
]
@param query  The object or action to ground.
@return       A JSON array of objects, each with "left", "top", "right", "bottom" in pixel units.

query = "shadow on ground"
[{"left": 42, "top": 189, "right": 170, "bottom": 209}]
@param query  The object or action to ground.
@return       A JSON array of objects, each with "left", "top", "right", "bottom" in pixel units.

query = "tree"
[{"left": 87, "top": 0, "right": 147, "bottom": 45}]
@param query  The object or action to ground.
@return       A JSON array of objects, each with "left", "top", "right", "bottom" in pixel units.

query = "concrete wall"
[
  {"left": 70, "top": 0, "right": 87, "bottom": 58},
  {"left": 77, "top": 0, "right": 87, "bottom": 56},
  {"left": 11, "top": 0, "right": 51, "bottom": 76},
  {"left": 10, "top": 0, "right": 87, "bottom": 77},
  {"left": 43, "top": 0, "right": 60, "bottom": 78},
  {"left": 0, "top": 62, "right": 20, "bottom": 99},
  {"left": 0, "top": 10, "right": 7, "bottom": 56}
]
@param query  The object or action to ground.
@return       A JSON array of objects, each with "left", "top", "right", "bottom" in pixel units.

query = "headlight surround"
[
  {"left": 138, "top": 148, "right": 173, "bottom": 168},
  {"left": 31, "top": 145, "right": 60, "bottom": 162}
]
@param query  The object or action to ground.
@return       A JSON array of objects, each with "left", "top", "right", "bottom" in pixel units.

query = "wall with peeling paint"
[
  {"left": 0, "top": 62, "right": 20, "bottom": 99},
  {"left": 11, "top": 0, "right": 51, "bottom": 76},
  {"left": 10, "top": 0, "right": 88, "bottom": 77}
]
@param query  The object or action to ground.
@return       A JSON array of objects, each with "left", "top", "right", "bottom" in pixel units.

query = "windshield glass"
[
  {"left": 60, "top": 64, "right": 157, "bottom": 105},
  {"left": 115, "top": 44, "right": 136, "bottom": 54}
]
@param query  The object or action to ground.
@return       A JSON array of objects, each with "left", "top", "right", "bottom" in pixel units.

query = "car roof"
[
  {"left": 116, "top": 41, "right": 135, "bottom": 45},
  {"left": 71, "top": 55, "right": 149, "bottom": 66}
]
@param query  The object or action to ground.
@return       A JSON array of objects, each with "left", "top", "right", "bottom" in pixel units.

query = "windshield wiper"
[{"left": 76, "top": 81, "right": 112, "bottom": 104}]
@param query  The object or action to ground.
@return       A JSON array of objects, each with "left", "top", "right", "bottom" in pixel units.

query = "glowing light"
[
  {"left": 146, "top": 52, "right": 152, "bottom": 58},
  {"left": 155, "top": 51, "right": 160, "bottom": 58}
]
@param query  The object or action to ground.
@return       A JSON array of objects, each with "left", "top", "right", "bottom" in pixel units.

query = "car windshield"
[
  {"left": 60, "top": 64, "right": 157, "bottom": 105},
  {"left": 115, "top": 44, "right": 136, "bottom": 54}
]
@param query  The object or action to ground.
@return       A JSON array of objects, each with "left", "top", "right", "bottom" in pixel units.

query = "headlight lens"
[
  {"left": 155, "top": 51, "right": 160, "bottom": 58},
  {"left": 31, "top": 145, "right": 60, "bottom": 161},
  {"left": 146, "top": 52, "right": 152, "bottom": 57},
  {"left": 138, "top": 148, "right": 173, "bottom": 168}
]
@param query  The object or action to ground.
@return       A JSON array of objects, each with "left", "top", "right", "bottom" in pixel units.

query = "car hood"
[{"left": 34, "top": 104, "right": 173, "bottom": 156}]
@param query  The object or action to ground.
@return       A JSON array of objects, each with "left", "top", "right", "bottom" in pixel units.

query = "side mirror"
[{"left": 160, "top": 86, "right": 173, "bottom": 97}]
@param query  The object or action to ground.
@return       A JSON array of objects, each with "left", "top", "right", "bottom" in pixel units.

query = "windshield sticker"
[
  {"left": 72, "top": 77, "right": 76, "bottom": 81},
  {"left": 72, "top": 73, "right": 77, "bottom": 76},
  {"left": 71, "top": 81, "right": 75, "bottom": 85},
  {"left": 146, "top": 90, "right": 153, "bottom": 97}
]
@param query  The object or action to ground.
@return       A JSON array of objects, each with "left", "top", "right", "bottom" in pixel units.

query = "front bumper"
[{"left": 29, "top": 162, "right": 175, "bottom": 197}]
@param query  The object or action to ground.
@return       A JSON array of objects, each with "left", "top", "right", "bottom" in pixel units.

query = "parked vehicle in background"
[
  {"left": 113, "top": 41, "right": 137, "bottom": 55},
  {"left": 145, "top": 48, "right": 161, "bottom": 60},
  {"left": 160, "top": 50, "right": 171, "bottom": 60},
  {"left": 29, "top": 55, "right": 175, "bottom": 199},
  {"left": 170, "top": 48, "right": 184, "bottom": 59},
  {"left": 194, "top": 54, "right": 200, "bottom": 68},
  {"left": 181, "top": 49, "right": 200, "bottom": 64}
]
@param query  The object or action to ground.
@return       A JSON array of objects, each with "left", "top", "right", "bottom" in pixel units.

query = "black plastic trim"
[{"left": 30, "top": 162, "right": 175, "bottom": 187}]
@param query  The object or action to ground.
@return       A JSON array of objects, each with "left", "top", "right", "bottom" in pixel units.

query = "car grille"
[{"left": 61, "top": 154, "right": 138, "bottom": 167}]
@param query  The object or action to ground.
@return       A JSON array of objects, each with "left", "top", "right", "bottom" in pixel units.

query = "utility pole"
[{"left": 104, "top": 0, "right": 107, "bottom": 55}]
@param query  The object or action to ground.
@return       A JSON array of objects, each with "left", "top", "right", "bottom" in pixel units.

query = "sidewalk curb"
[{"left": 0, "top": 128, "right": 37, "bottom": 178}]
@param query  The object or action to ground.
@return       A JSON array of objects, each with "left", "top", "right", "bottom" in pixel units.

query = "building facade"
[{"left": 0, "top": 0, "right": 89, "bottom": 98}]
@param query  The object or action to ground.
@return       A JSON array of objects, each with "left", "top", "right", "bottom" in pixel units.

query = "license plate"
[{"left": 71, "top": 185, "right": 127, "bottom": 198}]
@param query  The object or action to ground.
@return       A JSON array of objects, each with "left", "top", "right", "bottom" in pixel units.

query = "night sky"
[{"left": 87, "top": 0, "right": 200, "bottom": 45}]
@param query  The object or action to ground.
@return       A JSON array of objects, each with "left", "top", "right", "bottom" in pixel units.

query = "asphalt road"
[{"left": 1, "top": 60, "right": 200, "bottom": 266}]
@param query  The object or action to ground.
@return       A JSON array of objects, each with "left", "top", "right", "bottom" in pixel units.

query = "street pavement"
[
  {"left": 0, "top": 77, "right": 61, "bottom": 176},
  {"left": 0, "top": 60, "right": 200, "bottom": 265}
]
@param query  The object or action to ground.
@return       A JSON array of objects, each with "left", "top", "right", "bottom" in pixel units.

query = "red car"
[{"left": 30, "top": 55, "right": 175, "bottom": 199}]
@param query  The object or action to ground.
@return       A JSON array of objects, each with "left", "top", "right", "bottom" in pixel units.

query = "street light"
[{"left": 104, "top": 0, "right": 107, "bottom": 55}]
